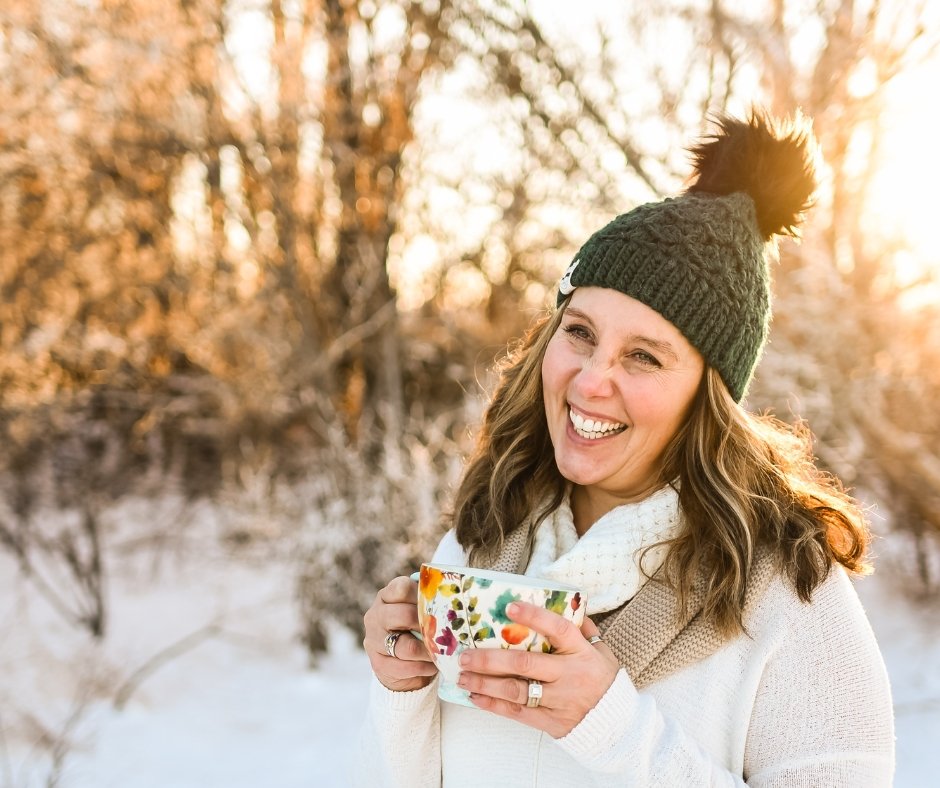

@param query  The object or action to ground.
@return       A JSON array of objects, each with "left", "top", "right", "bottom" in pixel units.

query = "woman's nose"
[{"left": 574, "top": 356, "right": 616, "bottom": 399}]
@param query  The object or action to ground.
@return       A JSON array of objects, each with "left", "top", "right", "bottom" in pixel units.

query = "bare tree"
[{"left": 1, "top": 0, "right": 938, "bottom": 657}]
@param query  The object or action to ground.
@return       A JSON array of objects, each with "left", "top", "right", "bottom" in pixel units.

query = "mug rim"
[{"left": 420, "top": 562, "right": 582, "bottom": 594}]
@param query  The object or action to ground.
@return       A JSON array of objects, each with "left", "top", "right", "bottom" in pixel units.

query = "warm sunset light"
[
  {"left": 1, "top": 1, "right": 939, "bottom": 785},
  {"left": 863, "top": 64, "right": 940, "bottom": 283}
]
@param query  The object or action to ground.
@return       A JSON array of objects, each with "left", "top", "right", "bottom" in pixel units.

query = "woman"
[{"left": 356, "top": 110, "right": 895, "bottom": 786}]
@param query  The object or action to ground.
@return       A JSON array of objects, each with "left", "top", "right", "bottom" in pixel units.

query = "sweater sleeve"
[
  {"left": 352, "top": 530, "right": 468, "bottom": 788},
  {"left": 554, "top": 568, "right": 894, "bottom": 787},
  {"left": 555, "top": 670, "right": 749, "bottom": 787},
  {"left": 353, "top": 677, "right": 442, "bottom": 788},
  {"left": 742, "top": 569, "right": 894, "bottom": 786}
]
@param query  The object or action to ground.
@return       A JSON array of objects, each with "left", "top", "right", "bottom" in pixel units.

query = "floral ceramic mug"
[{"left": 412, "top": 563, "right": 586, "bottom": 707}]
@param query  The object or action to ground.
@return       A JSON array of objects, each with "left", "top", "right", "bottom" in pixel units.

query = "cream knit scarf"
[{"left": 525, "top": 485, "right": 681, "bottom": 615}]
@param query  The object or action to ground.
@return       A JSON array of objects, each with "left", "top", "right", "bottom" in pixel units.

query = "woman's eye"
[
  {"left": 563, "top": 324, "right": 592, "bottom": 341},
  {"left": 630, "top": 351, "right": 661, "bottom": 368}
]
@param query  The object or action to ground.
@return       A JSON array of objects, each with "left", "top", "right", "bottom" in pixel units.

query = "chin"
[{"left": 554, "top": 460, "right": 607, "bottom": 488}]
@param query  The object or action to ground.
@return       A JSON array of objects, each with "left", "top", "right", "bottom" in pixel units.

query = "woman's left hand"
[{"left": 456, "top": 601, "right": 620, "bottom": 738}]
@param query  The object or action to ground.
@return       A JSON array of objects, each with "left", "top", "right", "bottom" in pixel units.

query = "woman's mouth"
[{"left": 568, "top": 407, "right": 627, "bottom": 440}]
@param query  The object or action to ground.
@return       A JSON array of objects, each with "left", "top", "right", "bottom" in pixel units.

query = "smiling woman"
[
  {"left": 356, "top": 109, "right": 894, "bottom": 787},
  {"left": 542, "top": 290, "right": 704, "bottom": 532}
]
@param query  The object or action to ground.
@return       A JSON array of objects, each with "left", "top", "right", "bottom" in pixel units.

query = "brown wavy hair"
[
  {"left": 452, "top": 306, "right": 567, "bottom": 558},
  {"left": 451, "top": 300, "right": 870, "bottom": 637}
]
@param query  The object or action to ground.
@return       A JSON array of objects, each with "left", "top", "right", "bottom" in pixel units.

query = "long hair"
[
  {"left": 451, "top": 303, "right": 871, "bottom": 637},
  {"left": 658, "top": 367, "right": 870, "bottom": 636},
  {"left": 452, "top": 306, "right": 566, "bottom": 555}
]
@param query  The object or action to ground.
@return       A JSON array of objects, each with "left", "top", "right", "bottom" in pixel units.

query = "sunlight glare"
[{"left": 864, "top": 62, "right": 940, "bottom": 276}]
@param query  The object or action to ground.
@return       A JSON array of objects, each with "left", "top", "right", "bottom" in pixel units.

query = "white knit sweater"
[{"left": 354, "top": 494, "right": 895, "bottom": 787}]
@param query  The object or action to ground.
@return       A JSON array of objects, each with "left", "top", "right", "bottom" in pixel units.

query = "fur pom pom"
[{"left": 686, "top": 109, "right": 818, "bottom": 240}]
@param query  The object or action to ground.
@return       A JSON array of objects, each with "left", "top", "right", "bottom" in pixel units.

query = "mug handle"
[{"left": 409, "top": 571, "right": 423, "bottom": 641}]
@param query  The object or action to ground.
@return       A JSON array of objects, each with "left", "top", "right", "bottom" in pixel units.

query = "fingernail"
[
  {"left": 459, "top": 652, "right": 470, "bottom": 667},
  {"left": 507, "top": 602, "right": 519, "bottom": 617}
]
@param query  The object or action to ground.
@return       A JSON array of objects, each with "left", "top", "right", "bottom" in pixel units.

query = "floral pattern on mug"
[
  {"left": 419, "top": 565, "right": 444, "bottom": 600},
  {"left": 417, "top": 566, "right": 584, "bottom": 657},
  {"left": 415, "top": 565, "right": 586, "bottom": 706},
  {"left": 500, "top": 623, "right": 531, "bottom": 645},
  {"left": 421, "top": 611, "right": 438, "bottom": 649},
  {"left": 435, "top": 626, "right": 458, "bottom": 655}
]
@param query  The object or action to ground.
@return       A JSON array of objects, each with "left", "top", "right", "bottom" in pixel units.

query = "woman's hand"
[
  {"left": 363, "top": 575, "right": 439, "bottom": 693},
  {"left": 455, "top": 601, "right": 620, "bottom": 738}
]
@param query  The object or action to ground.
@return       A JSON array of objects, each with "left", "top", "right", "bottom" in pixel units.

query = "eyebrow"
[{"left": 563, "top": 307, "right": 681, "bottom": 362}]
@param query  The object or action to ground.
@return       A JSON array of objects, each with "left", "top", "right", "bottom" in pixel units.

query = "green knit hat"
[{"left": 556, "top": 111, "right": 818, "bottom": 401}]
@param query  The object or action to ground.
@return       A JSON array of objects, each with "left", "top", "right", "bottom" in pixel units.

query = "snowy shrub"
[{"left": 295, "top": 414, "right": 467, "bottom": 660}]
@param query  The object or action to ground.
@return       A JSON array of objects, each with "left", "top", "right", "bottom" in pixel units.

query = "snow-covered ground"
[{"left": 0, "top": 518, "right": 937, "bottom": 787}]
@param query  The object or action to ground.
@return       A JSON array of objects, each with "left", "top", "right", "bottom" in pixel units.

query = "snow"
[
  {"left": 0, "top": 511, "right": 369, "bottom": 788},
  {"left": 0, "top": 518, "right": 937, "bottom": 787}
]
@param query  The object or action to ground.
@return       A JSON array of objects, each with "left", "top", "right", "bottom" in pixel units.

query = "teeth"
[{"left": 568, "top": 409, "right": 625, "bottom": 440}]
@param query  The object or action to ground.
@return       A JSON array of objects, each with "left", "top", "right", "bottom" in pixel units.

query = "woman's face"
[{"left": 541, "top": 287, "right": 704, "bottom": 508}]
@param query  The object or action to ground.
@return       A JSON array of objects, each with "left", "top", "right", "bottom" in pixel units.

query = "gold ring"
[{"left": 526, "top": 679, "right": 543, "bottom": 708}]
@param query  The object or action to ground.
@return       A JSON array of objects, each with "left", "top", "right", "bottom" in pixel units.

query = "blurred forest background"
[{"left": 1, "top": 0, "right": 939, "bottom": 667}]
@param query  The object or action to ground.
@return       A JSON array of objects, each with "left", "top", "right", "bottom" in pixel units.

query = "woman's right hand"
[{"left": 363, "top": 575, "right": 438, "bottom": 692}]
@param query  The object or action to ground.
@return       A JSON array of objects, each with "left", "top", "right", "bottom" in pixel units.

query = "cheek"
[
  {"left": 642, "top": 385, "right": 698, "bottom": 440},
  {"left": 628, "top": 385, "right": 688, "bottom": 433},
  {"left": 540, "top": 340, "right": 567, "bottom": 400}
]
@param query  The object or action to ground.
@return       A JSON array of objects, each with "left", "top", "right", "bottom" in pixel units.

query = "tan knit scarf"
[{"left": 470, "top": 523, "right": 776, "bottom": 689}]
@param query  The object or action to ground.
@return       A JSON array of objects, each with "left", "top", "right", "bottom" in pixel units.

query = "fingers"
[
  {"left": 455, "top": 604, "right": 621, "bottom": 738},
  {"left": 455, "top": 602, "right": 594, "bottom": 678},
  {"left": 370, "top": 651, "right": 438, "bottom": 693},
  {"left": 363, "top": 621, "right": 431, "bottom": 663},
  {"left": 375, "top": 650, "right": 439, "bottom": 680},
  {"left": 363, "top": 577, "right": 420, "bottom": 639},
  {"left": 507, "top": 601, "right": 585, "bottom": 653},
  {"left": 579, "top": 617, "right": 615, "bottom": 660},
  {"left": 363, "top": 574, "right": 439, "bottom": 693},
  {"left": 457, "top": 643, "right": 558, "bottom": 681},
  {"left": 458, "top": 671, "right": 531, "bottom": 706},
  {"left": 379, "top": 575, "right": 418, "bottom": 605},
  {"left": 461, "top": 644, "right": 619, "bottom": 739},
  {"left": 375, "top": 601, "right": 420, "bottom": 633},
  {"left": 363, "top": 576, "right": 432, "bottom": 668},
  {"left": 580, "top": 615, "right": 600, "bottom": 639},
  {"left": 389, "top": 632, "right": 434, "bottom": 662}
]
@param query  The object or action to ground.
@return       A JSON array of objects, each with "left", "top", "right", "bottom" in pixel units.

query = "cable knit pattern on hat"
[
  {"left": 558, "top": 192, "right": 768, "bottom": 401},
  {"left": 555, "top": 112, "right": 818, "bottom": 401},
  {"left": 525, "top": 485, "right": 681, "bottom": 615}
]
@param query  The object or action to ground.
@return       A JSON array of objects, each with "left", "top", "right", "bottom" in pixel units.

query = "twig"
[
  {"left": 12, "top": 689, "right": 91, "bottom": 788},
  {"left": 1, "top": 531, "right": 87, "bottom": 635},
  {"left": 44, "top": 699, "right": 89, "bottom": 788},
  {"left": 113, "top": 623, "right": 222, "bottom": 711},
  {"left": 319, "top": 298, "right": 398, "bottom": 370}
]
